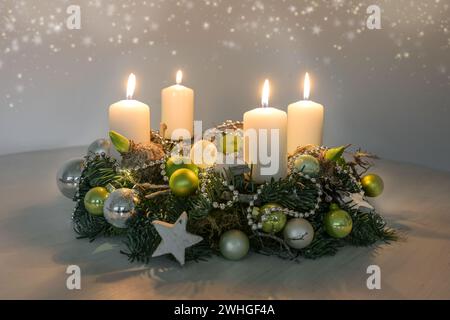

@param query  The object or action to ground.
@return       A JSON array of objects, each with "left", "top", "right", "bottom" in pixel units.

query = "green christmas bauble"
[
  {"left": 260, "top": 203, "right": 287, "bottom": 233},
  {"left": 293, "top": 155, "right": 320, "bottom": 176},
  {"left": 218, "top": 133, "right": 242, "bottom": 154},
  {"left": 324, "top": 204, "right": 353, "bottom": 238},
  {"left": 361, "top": 174, "right": 384, "bottom": 197},
  {"left": 84, "top": 187, "right": 110, "bottom": 216},
  {"left": 219, "top": 230, "right": 250, "bottom": 261},
  {"left": 169, "top": 168, "right": 199, "bottom": 197},
  {"left": 165, "top": 156, "right": 199, "bottom": 178}
]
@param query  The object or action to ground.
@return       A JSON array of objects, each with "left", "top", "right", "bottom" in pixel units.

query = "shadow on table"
[
  {"left": 385, "top": 209, "right": 450, "bottom": 241},
  {"left": 2, "top": 199, "right": 430, "bottom": 299},
  {"left": 86, "top": 246, "right": 404, "bottom": 299}
]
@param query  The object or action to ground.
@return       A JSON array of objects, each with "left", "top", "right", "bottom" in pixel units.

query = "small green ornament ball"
[
  {"left": 84, "top": 187, "right": 110, "bottom": 216},
  {"left": 218, "top": 133, "right": 242, "bottom": 154},
  {"left": 293, "top": 155, "right": 320, "bottom": 176},
  {"left": 169, "top": 168, "right": 199, "bottom": 197},
  {"left": 361, "top": 174, "right": 384, "bottom": 197},
  {"left": 260, "top": 203, "right": 287, "bottom": 233},
  {"left": 219, "top": 230, "right": 250, "bottom": 261},
  {"left": 165, "top": 156, "right": 199, "bottom": 178},
  {"left": 324, "top": 204, "right": 353, "bottom": 238}
]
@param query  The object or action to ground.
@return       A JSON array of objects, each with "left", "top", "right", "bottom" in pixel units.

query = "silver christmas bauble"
[
  {"left": 56, "top": 158, "right": 84, "bottom": 199},
  {"left": 293, "top": 155, "right": 320, "bottom": 176},
  {"left": 103, "top": 188, "right": 137, "bottom": 228},
  {"left": 87, "top": 138, "right": 111, "bottom": 157},
  {"left": 219, "top": 230, "right": 250, "bottom": 261},
  {"left": 283, "top": 218, "right": 315, "bottom": 249}
]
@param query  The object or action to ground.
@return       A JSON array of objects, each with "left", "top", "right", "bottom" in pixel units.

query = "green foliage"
[
  {"left": 121, "top": 214, "right": 160, "bottom": 263},
  {"left": 347, "top": 209, "right": 397, "bottom": 246},
  {"left": 72, "top": 155, "right": 134, "bottom": 240},
  {"left": 72, "top": 144, "right": 396, "bottom": 264},
  {"left": 258, "top": 177, "right": 319, "bottom": 211},
  {"left": 300, "top": 210, "right": 343, "bottom": 259}
]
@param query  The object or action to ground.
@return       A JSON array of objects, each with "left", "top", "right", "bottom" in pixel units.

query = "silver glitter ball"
[
  {"left": 283, "top": 218, "right": 315, "bottom": 249},
  {"left": 103, "top": 188, "right": 137, "bottom": 228},
  {"left": 56, "top": 158, "right": 84, "bottom": 199},
  {"left": 87, "top": 138, "right": 111, "bottom": 157}
]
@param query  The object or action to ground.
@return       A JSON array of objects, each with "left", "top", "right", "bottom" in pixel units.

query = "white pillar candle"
[
  {"left": 287, "top": 73, "right": 324, "bottom": 154},
  {"left": 161, "top": 70, "right": 194, "bottom": 140},
  {"left": 243, "top": 80, "right": 288, "bottom": 183},
  {"left": 109, "top": 74, "right": 151, "bottom": 144}
]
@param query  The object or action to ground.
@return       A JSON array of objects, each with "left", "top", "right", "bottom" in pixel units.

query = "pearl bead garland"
[
  {"left": 245, "top": 172, "right": 324, "bottom": 231},
  {"left": 243, "top": 147, "right": 325, "bottom": 231}
]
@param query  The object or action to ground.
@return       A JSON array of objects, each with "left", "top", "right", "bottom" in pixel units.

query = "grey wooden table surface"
[{"left": 0, "top": 146, "right": 449, "bottom": 300}]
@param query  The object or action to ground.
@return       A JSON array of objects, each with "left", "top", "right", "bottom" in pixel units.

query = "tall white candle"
[
  {"left": 287, "top": 73, "right": 324, "bottom": 154},
  {"left": 243, "top": 80, "right": 288, "bottom": 183},
  {"left": 109, "top": 74, "right": 151, "bottom": 144},
  {"left": 161, "top": 70, "right": 194, "bottom": 140}
]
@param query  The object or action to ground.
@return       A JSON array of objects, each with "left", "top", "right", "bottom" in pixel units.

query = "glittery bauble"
[
  {"left": 283, "top": 218, "right": 315, "bottom": 249},
  {"left": 190, "top": 140, "right": 218, "bottom": 169},
  {"left": 324, "top": 204, "right": 353, "bottom": 238},
  {"left": 218, "top": 133, "right": 242, "bottom": 154},
  {"left": 260, "top": 203, "right": 287, "bottom": 233},
  {"left": 56, "top": 158, "right": 84, "bottom": 199},
  {"left": 169, "top": 168, "right": 199, "bottom": 197},
  {"left": 84, "top": 187, "right": 110, "bottom": 216},
  {"left": 87, "top": 138, "right": 111, "bottom": 157},
  {"left": 361, "top": 174, "right": 384, "bottom": 197},
  {"left": 165, "top": 156, "right": 199, "bottom": 178},
  {"left": 219, "top": 230, "right": 250, "bottom": 261},
  {"left": 103, "top": 188, "right": 137, "bottom": 228},
  {"left": 293, "top": 154, "right": 320, "bottom": 176}
]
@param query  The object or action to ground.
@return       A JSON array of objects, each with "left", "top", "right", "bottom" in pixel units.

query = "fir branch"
[
  {"left": 72, "top": 155, "right": 132, "bottom": 240},
  {"left": 257, "top": 177, "right": 319, "bottom": 211},
  {"left": 71, "top": 140, "right": 396, "bottom": 264},
  {"left": 346, "top": 209, "right": 397, "bottom": 246},
  {"left": 121, "top": 214, "right": 159, "bottom": 263},
  {"left": 301, "top": 233, "right": 342, "bottom": 259},
  {"left": 253, "top": 231, "right": 298, "bottom": 260},
  {"left": 299, "top": 210, "right": 344, "bottom": 259}
]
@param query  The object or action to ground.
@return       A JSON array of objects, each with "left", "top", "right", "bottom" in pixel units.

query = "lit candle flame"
[
  {"left": 303, "top": 72, "right": 310, "bottom": 100},
  {"left": 176, "top": 70, "right": 183, "bottom": 85},
  {"left": 126, "top": 73, "right": 136, "bottom": 100},
  {"left": 261, "top": 79, "right": 270, "bottom": 108}
]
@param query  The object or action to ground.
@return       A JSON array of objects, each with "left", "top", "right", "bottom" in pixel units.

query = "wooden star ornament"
[
  {"left": 339, "top": 191, "right": 374, "bottom": 212},
  {"left": 152, "top": 212, "right": 203, "bottom": 266}
]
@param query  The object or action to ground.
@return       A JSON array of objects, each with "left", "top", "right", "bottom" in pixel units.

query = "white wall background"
[{"left": 1, "top": 0, "right": 449, "bottom": 171}]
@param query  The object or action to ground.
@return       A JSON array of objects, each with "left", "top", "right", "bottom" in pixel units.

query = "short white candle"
[
  {"left": 287, "top": 72, "right": 324, "bottom": 154},
  {"left": 161, "top": 70, "right": 194, "bottom": 140},
  {"left": 243, "top": 79, "right": 288, "bottom": 183},
  {"left": 109, "top": 74, "right": 151, "bottom": 144}
]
